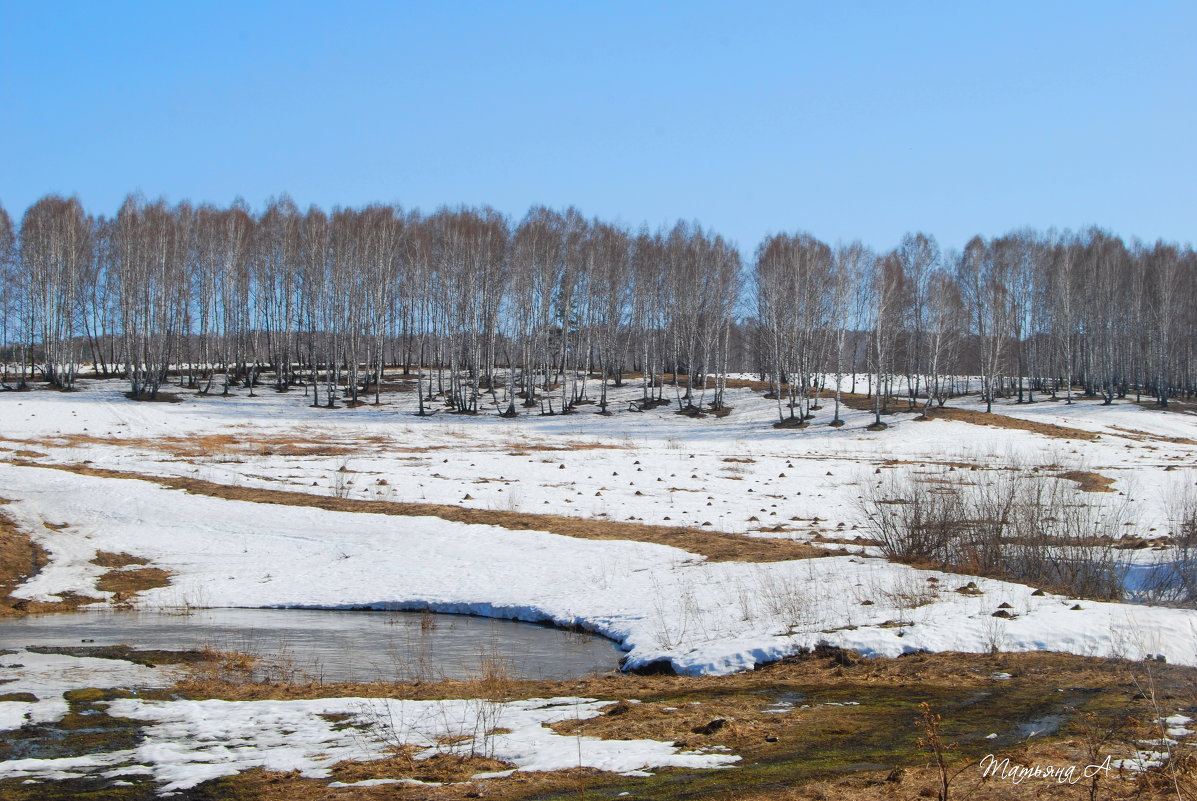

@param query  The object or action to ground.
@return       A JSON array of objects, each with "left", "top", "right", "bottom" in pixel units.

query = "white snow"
[
  {"left": 3, "top": 460, "right": 1197, "bottom": 673},
  {"left": 3, "top": 378, "right": 1197, "bottom": 790},
  {"left": 0, "top": 649, "right": 175, "bottom": 732},
  {"left": 4, "top": 379, "right": 1194, "bottom": 540},
  {"left": 0, "top": 695, "right": 738, "bottom": 790}
]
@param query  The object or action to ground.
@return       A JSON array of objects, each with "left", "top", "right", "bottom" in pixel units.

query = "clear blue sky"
[{"left": 1, "top": 1, "right": 1193, "bottom": 253}]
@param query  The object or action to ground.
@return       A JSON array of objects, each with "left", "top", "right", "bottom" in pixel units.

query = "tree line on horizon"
[{"left": 0, "top": 194, "right": 1194, "bottom": 421}]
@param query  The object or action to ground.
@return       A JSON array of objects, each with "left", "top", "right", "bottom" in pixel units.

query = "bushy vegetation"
[{"left": 859, "top": 464, "right": 1131, "bottom": 600}]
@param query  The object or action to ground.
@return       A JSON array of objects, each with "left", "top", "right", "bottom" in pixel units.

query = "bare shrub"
[
  {"left": 857, "top": 469, "right": 967, "bottom": 565},
  {"left": 360, "top": 647, "right": 512, "bottom": 763},
  {"left": 859, "top": 464, "right": 1129, "bottom": 599},
  {"left": 1139, "top": 486, "right": 1197, "bottom": 607},
  {"left": 331, "top": 459, "right": 357, "bottom": 499},
  {"left": 1004, "top": 477, "right": 1132, "bottom": 601},
  {"left": 756, "top": 567, "right": 814, "bottom": 632}
]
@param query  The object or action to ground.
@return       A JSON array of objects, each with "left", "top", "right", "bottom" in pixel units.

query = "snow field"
[
  {"left": 2, "top": 379, "right": 1193, "bottom": 540},
  {"left": 3, "top": 378, "right": 1197, "bottom": 792},
  {"left": 3, "top": 460, "right": 1197, "bottom": 675}
]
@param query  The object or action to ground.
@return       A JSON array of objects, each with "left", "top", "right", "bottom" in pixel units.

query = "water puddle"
[{"left": 0, "top": 608, "right": 623, "bottom": 682}]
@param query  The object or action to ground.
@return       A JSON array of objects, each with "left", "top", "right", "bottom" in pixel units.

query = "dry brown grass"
[
  {"left": 160, "top": 649, "right": 1197, "bottom": 801},
  {"left": 878, "top": 458, "right": 981, "bottom": 470},
  {"left": 6, "top": 430, "right": 632, "bottom": 460},
  {"left": 195, "top": 765, "right": 614, "bottom": 801},
  {"left": 11, "top": 461, "right": 829, "bottom": 563},
  {"left": 1107, "top": 424, "right": 1197, "bottom": 446},
  {"left": 90, "top": 550, "right": 150, "bottom": 568},
  {"left": 752, "top": 386, "right": 1108, "bottom": 441},
  {"left": 328, "top": 750, "right": 514, "bottom": 786},
  {"left": 46, "top": 431, "right": 362, "bottom": 459},
  {"left": 94, "top": 565, "right": 172, "bottom": 599},
  {"left": 173, "top": 648, "right": 1133, "bottom": 704},
  {"left": 0, "top": 504, "right": 107, "bottom": 615},
  {"left": 548, "top": 693, "right": 791, "bottom": 748},
  {"left": 522, "top": 440, "right": 630, "bottom": 451},
  {"left": 1055, "top": 470, "right": 1117, "bottom": 493},
  {"left": 0, "top": 500, "right": 48, "bottom": 617},
  {"left": 1, "top": 510, "right": 170, "bottom": 615},
  {"left": 722, "top": 745, "right": 1188, "bottom": 801},
  {"left": 918, "top": 406, "right": 1101, "bottom": 440},
  {"left": 90, "top": 550, "right": 173, "bottom": 605},
  {"left": 1134, "top": 399, "right": 1197, "bottom": 418}
]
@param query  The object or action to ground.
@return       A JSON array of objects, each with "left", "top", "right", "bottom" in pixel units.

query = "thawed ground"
[{"left": 2, "top": 375, "right": 1197, "bottom": 791}]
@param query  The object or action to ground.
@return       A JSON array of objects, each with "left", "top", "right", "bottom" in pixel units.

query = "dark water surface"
[{"left": 0, "top": 607, "right": 623, "bottom": 682}]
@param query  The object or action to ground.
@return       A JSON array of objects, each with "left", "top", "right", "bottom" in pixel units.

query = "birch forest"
[{"left": 1, "top": 194, "right": 1195, "bottom": 419}]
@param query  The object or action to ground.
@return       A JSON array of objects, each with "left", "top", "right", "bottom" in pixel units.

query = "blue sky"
[{"left": 1, "top": 1, "right": 1193, "bottom": 253}]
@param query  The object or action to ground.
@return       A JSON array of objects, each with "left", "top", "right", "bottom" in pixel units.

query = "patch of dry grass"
[
  {"left": 94, "top": 565, "right": 172, "bottom": 600},
  {"left": 194, "top": 764, "right": 613, "bottom": 801},
  {"left": 517, "top": 440, "right": 630, "bottom": 452},
  {"left": 722, "top": 745, "right": 1188, "bottom": 801},
  {"left": 1108, "top": 424, "right": 1197, "bottom": 446},
  {"left": 172, "top": 648, "right": 1145, "bottom": 704},
  {"left": 8, "top": 430, "right": 633, "bottom": 462},
  {"left": 918, "top": 406, "right": 1101, "bottom": 440},
  {"left": 2, "top": 515, "right": 170, "bottom": 615},
  {"left": 89, "top": 550, "right": 173, "bottom": 605},
  {"left": 0, "top": 500, "right": 47, "bottom": 617},
  {"left": 90, "top": 550, "right": 150, "bottom": 568},
  {"left": 0, "top": 504, "right": 107, "bottom": 615},
  {"left": 48, "top": 431, "right": 362, "bottom": 459},
  {"left": 330, "top": 749, "right": 514, "bottom": 785},
  {"left": 160, "top": 649, "right": 1197, "bottom": 801},
  {"left": 1133, "top": 399, "right": 1197, "bottom": 418},
  {"left": 1055, "top": 470, "right": 1116, "bottom": 492}
]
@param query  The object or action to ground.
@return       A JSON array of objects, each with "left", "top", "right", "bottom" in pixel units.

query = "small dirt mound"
[{"left": 1055, "top": 470, "right": 1116, "bottom": 492}]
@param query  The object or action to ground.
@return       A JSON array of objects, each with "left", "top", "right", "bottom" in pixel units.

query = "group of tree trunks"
[{"left": 1, "top": 195, "right": 1194, "bottom": 417}]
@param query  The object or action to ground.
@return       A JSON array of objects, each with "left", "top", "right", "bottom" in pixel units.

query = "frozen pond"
[{"left": 0, "top": 608, "right": 624, "bottom": 682}]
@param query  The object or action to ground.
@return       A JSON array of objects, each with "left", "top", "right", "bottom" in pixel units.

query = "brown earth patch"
[
  {"left": 527, "top": 440, "right": 630, "bottom": 451},
  {"left": 878, "top": 458, "right": 982, "bottom": 470},
  {"left": 1107, "top": 424, "right": 1197, "bottom": 446},
  {"left": 0, "top": 501, "right": 48, "bottom": 617},
  {"left": 1135, "top": 399, "right": 1197, "bottom": 417},
  {"left": 90, "top": 551, "right": 150, "bottom": 568},
  {"left": 919, "top": 406, "right": 1101, "bottom": 440},
  {"left": 7, "top": 431, "right": 629, "bottom": 461},
  {"left": 2, "top": 511, "right": 168, "bottom": 614},
  {"left": 95, "top": 565, "right": 172, "bottom": 600},
  {"left": 9, "top": 461, "right": 829, "bottom": 563},
  {"left": 328, "top": 750, "right": 516, "bottom": 787},
  {"left": 751, "top": 388, "right": 1109, "bottom": 441},
  {"left": 181, "top": 765, "right": 614, "bottom": 801},
  {"left": 836, "top": 391, "right": 886, "bottom": 412},
  {"left": 42, "top": 432, "right": 361, "bottom": 459},
  {"left": 1055, "top": 469, "right": 1117, "bottom": 492},
  {"left": 726, "top": 382, "right": 1131, "bottom": 445},
  {"left": 0, "top": 504, "right": 105, "bottom": 615},
  {"left": 91, "top": 553, "right": 173, "bottom": 605}
]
